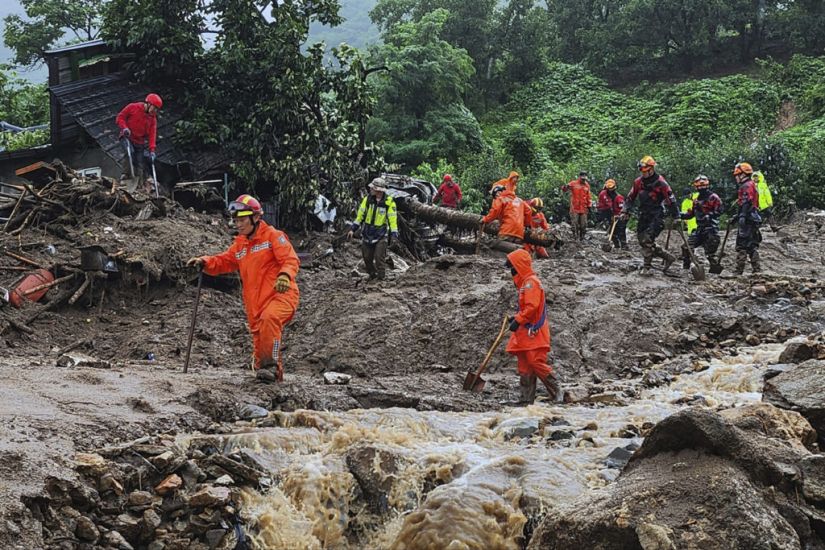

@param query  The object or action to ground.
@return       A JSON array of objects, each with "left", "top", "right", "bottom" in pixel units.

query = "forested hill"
[{"left": 309, "top": 0, "right": 379, "bottom": 50}]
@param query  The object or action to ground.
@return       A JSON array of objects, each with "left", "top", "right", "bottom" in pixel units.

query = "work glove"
[
  {"left": 186, "top": 257, "right": 204, "bottom": 268},
  {"left": 149, "top": 152, "right": 156, "bottom": 162},
  {"left": 346, "top": 230, "right": 354, "bottom": 240},
  {"left": 508, "top": 316, "right": 520, "bottom": 332},
  {"left": 275, "top": 273, "right": 291, "bottom": 293},
  {"left": 120, "top": 128, "right": 131, "bottom": 138}
]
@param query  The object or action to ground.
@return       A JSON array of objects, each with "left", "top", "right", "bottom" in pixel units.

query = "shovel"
[
  {"left": 601, "top": 217, "right": 618, "bottom": 252},
  {"left": 709, "top": 223, "right": 733, "bottom": 275},
  {"left": 151, "top": 157, "right": 159, "bottom": 198},
  {"left": 183, "top": 270, "right": 204, "bottom": 373},
  {"left": 676, "top": 223, "right": 706, "bottom": 281},
  {"left": 121, "top": 138, "right": 136, "bottom": 189},
  {"left": 463, "top": 315, "right": 509, "bottom": 392}
]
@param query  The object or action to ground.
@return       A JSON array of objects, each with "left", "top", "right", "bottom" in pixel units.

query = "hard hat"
[
  {"left": 443, "top": 174, "right": 453, "bottom": 183},
  {"left": 228, "top": 194, "right": 263, "bottom": 217},
  {"left": 578, "top": 171, "right": 589, "bottom": 179},
  {"left": 733, "top": 162, "right": 753, "bottom": 176},
  {"left": 637, "top": 156, "right": 656, "bottom": 170},
  {"left": 491, "top": 185, "right": 505, "bottom": 197},
  {"left": 604, "top": 179, "right": 617, "bottom": 190},
  {"left": 529, "top": 197, "right": 544, "bottom": 209},
  {"left": 692, "top": 175, "right": 710, "bottom": 189},
  {"left": 145, "top": 93, "right": 163, "bottom": 109},
  {"left": 368, "top": 177, "right": 387, "bottom": 191}
]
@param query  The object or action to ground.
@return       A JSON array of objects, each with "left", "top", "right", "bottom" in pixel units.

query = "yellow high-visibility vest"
[
  {"left": 681, "top": 194, "right": 698, "bottom": 234},
  {"left": 754, "top": 172, "right": 773, "bottom": 210}
]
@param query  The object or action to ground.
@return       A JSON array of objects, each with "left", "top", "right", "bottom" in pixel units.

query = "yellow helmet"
[
  {"left": 604, "top": 179, "right": 617, "bottom": 190},
  {"left": 733, "top": 162, "right": 753, "bottom": 176},
  {"left": 529, "top": 197, "right": 544, "bottom": 209},
  {"left": 637, "top": 156, "right": 656, "bottom": 169}
]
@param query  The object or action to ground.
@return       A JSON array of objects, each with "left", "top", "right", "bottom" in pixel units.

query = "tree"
[
  {"left": 367, "top": 9, "right": 482, "bottom": 168},
  {"left": 3, "top": 0, "right": 105, "bottom": 68},
  {"left": 0, "top": 67, "right": 49, "bottom": 151}
]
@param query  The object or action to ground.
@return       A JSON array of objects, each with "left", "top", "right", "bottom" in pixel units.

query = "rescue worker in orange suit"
[
  {"left": 562, "top": 171, "right": 592, "bottom": 241},
  {"left": 527, "top": 198, "right": 550, "bottom": 259},
  {"left": 620, "top": 156, "right": 679, "bottom": 276},
  {"left": 481, "top": 174, "right": 531, "bottom": 243},
  {"left": 187, "top": 194, "right": 300, "bottom": 383},
  {"left": 733, "top": 162, "right": 763, "bottom": 274},
  {"left": 434, "top": 174, "right": 462, "bottom": 209},
  {"left": 679, "top": 175, "right": 722, "bottom": 269},
  {"left": 116, "top": 93, "right": 162, "bottom": 194},
  {"left": 600, "top": 179, "right": 627, "bottom": 249},
  {"left": 505, "top": 249, "right": 559, "bottom": 404}
]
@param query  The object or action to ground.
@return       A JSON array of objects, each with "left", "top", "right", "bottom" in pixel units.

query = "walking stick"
[{"left": 183, "top": 270, "right": 204, "bottom": 373}]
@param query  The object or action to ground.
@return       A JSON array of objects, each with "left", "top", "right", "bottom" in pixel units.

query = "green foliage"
[
  {"left": 759, "top": 55, "right": 825, "bottom": 120},
  {"left": 411, "top": 158, "right": 455, "bottom": 185},
  {"left": 367, "top": 9, "right": 482, "bottom": 168},
  {"left": 2, "top": 0, "right": 104, "bottom": 67},
  {"left": 0, "top": 68, "right": 49, "bottom": 127},
  {"left": 0, "top": 128, "right": 48, "bottom": 151},
  {"left": 501, "top": 124, "right": 537, "bottom": 170}
]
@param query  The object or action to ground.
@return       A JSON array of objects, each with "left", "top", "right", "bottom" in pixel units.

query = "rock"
[
  {"left": 323, "top": 371, "right": 352, "bottom": 385},
  {"left": 495, "top": 417, "right": 541, "bottom": 440},
  {"left": 562, "top": 386, "right": 589, "bottom": 404},
  {"left": 103, "top": 530, "right": 135, "bottom": 550},
  {"left": 147, "top": 541, "right": 165, "bottom": 550},
  {"left": 582, "top": 421, "right": 598, "bottom": 431},
  {"left": 763, "top": 360, "right": 825, "bottom": 447},
  {"left": 636, "top": 522, "right": 675, "bottom": 550},
  {"left": 205, "top": 528, "right": 227, "bottom": 549},
  {"left": 238, "top": 403, "right": 269, "bottom": 420},
  {"left": 214, "top": 475, "right": 234, "bottom": 486},
  {"left": 155, "top": 474, "right": 182, "bottom": 496},
  {"left": 178, "top": 460, "right": 207, "bottom": 489},
  {"left": 778, "top": 341, "right": 816, "bottom": 364},
  {"left": 641, "top": 370, "right": 670, "bottom": 388},
  {"left": 74, "top": 453, "right": 108, "bottom": 476},
  {"left": 745, "top": 334, "right": 761, "bottom": 346},
  {"left": 719, "top": 338, "right": 737, "bottom": 348},
  {"left": 751, "top": 284, "right": 768, "bottom": 296},
  {"left": 56, "top": 352, "right": 111, "bottom": 369},
  {"left": 346, "top": 445, "right": 401, "bottom": 514},
  {"left": 604, "top": 446, "right": 634, "bottom": 469},
  {"left": 75, "top": 516, "right": 99, "bottom": 542},
  {"left": 208, "top": 454, "right": 267, "bottom": 485},
  {"left": 428, "top": 363, "right": 451, "bottom": 372},
  {"left": 188, "top": 486, "right": 231, "bottom": 508},
  {"left": 799, "top": 455, "right": 825, "bottom": 503},
  {"left": 114, "top": 512, "right": 141, "bottom": 542},
  {"left": 720, "top": 403, "right": 817, "bottom": 452},
  {"left": 584, "top": 392, "right": 627, "bottom": 406},
  {"left": 142, "top": 508, "right": 162, "bottom": 538},
  {"left": 127, "top": 491, "right": 154, "bottom": 508},
  {"left": 547, "top": 429, "right": 574, "bottom": 441},
  {"left": 616, "top": 424, "right": 640, "bottom": 438},
  {"left": 100, "top": 472, "right": 124, "bottom": 495},
  {"left": 599, "top": 469, "right": 620, "bottom": 483},
  {"left": 151, "top": 451, "right": 176, "bottom": 470},
  {"left": 763, "top": 363, "right": 796, "bottom": 381}
]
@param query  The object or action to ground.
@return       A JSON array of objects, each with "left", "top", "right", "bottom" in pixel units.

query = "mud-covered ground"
[{"left": 1, "top": 196, "right": 824, "bottom": 548}]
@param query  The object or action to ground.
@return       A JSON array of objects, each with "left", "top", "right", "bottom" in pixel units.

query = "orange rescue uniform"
[
  {"left": 481, "top": 190, "right": 531, "bottom": 240},
  {"left": 505, "top": 249, "right": 553, "bottom": 380},
  {"left": 562, "top": 178, "right": 592, "bottom": 214},
  {"left": 203, "top": 221, "right": 300, "bottom": 379}
]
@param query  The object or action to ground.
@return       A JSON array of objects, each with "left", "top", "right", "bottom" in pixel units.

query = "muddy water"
[{"left": 184, "top": 343, "right": 786, "bottom": 550}]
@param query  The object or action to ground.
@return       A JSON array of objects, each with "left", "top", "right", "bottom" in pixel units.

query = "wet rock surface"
[{"left": 763, "top": 357, "right": 825, "bottom": 447}]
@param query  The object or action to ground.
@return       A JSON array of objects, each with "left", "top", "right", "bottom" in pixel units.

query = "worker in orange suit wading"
[
  {"left": 505, "top": 249, "right": 559, "bottom": 404},
  {"left": 187, "top": 194, "right": 300, "bottom": 383}
]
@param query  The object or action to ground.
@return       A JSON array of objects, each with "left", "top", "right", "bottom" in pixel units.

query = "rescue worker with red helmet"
[
  {"left": 347, "top": 177, "right": 399, "bottom": 280},
  {"left": 562, "top": 171, "right": 592, "bottom": 241},
  {"left": 187, "top": 194, "right": 300, "bottom": 382},
  {"left": 680, "top": 175, "right": 722, "bottom": 269},
  {"left": 505, "top": 249, "right": 559, "bottom": 404},
  {"left": 620, "top": 156, "right": 679, "bottom": 276},
  {"left": 116, "top": 93, "right": 163, "bottom": 194},
  {"left": 434, "top": 174, "right": 462, "bottom": 209},
  {"left": 527, "top": 198, "right": 550, "bottom": 259},
  {"left": 600, "top": 179, "right": 627, "bottom": 249},
  {"left": 733, "top": 162, "right": 762, "bottom": 274}
]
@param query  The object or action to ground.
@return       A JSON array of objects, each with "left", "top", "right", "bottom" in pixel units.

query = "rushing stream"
[{"left": 181, "top": 343, "right": 786, "bottom": 549}]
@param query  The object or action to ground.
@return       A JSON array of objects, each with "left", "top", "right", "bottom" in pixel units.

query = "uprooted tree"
[{"left": 102, "top": 0, "right": 385, "bottom": 226}]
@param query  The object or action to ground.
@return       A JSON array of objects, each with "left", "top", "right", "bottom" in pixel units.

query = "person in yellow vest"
[
  {"left": 754, "top": 171, "right": 778, "bottom": 231},
  {"left": 347, "top": 178, "right": 399, "bottom": 280}
]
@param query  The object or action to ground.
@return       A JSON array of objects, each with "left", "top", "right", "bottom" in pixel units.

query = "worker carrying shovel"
[
  {"left": 505, "top": 249, "right": 559, "bottom": 404},
  {"left": 187, "top": 194, "right": 300, "bottom": 383},
  {"left": 115, "top": 93, "right": 162, "bottom": 194}
]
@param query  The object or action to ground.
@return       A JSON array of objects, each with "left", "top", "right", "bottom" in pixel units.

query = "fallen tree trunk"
[
  {"left": 440, "top": 236, "right": 522, "bottom": 255},
  {"left": 399, "top": 199, "right": 562, "bottom": 248}
]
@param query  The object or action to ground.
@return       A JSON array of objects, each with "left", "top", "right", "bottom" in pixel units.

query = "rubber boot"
[
  {"left": 255, "top": 358, "right": 279, "bottom": 383},
  {"left": 735, "top": 251, "right": 747, "bottom": 275},
  {"left": 750, "top": 250, "right": 761, "bottom": 273},
  {"left": 519, "top": 375, "right": 537, "bottom": 404},
  {"left": 538, "top": 372, "right": 560, "bottom": 402}
]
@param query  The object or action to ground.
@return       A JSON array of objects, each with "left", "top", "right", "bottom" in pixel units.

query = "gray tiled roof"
[{"left": 50, "top": 73, "right": 230, "bottom": 178}]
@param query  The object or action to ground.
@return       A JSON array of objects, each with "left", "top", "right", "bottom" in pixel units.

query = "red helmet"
[
  {"left": 228, "top": 194, "right": 263, "bottom": 217},
  {"left": 443, "top": 174, "right": 453, "bottom": 184},
  {"left": 145, "top": 93, "right": 163, "bottom": 109}
]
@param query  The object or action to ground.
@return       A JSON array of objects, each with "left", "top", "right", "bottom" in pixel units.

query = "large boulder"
[
  {"left": 528, "top": 407, "right": 824, "bottom": 549},
  {"left": 763, "top": 359, "right": 825, "bottom": 447}
]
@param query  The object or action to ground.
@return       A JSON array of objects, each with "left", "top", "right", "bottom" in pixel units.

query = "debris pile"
[{"left": 23, "top": 435, "right": 271, "bottom": 550}]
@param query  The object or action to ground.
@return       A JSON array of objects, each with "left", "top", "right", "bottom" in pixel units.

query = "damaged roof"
[{"left": 50, "top": 73, "right": 230, "bottom": 179}]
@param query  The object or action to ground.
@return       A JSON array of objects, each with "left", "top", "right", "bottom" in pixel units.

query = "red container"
[{"left": 9, "top": 268, "right": 54, "bottom": 308}]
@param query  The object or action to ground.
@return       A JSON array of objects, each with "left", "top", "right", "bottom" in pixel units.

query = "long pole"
[{"left": 183, "top": 271, "right": 204, "bottom": 374}]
